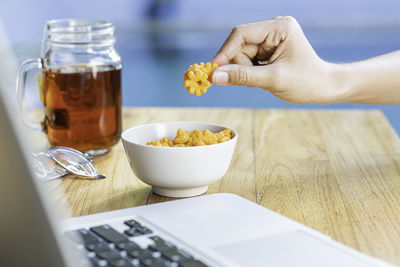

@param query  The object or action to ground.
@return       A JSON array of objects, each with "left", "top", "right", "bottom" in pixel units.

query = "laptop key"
[
  {"left": 116, "top": 241, "right": 141, "bottom": 251},
  {"left": 149, "top": 241, "right": 176, "bottom": 252},
  {"left": 124, "top": 219, "right": 141, "bottom": 228},
  {"left": 109, "top": 258, "right": 133, "bottom": 267},
  {"left": 86, "top": 242, "right": 111, "bottom": 252},
  {"left": 140, "top": 257, "right": 169, "bottom": 267},
  {"left": 178, "top": 260, "right": 208, "bottom": 267},
  {"left": 149, "top": 236, "right": 164, "bottom": 244},
  {"left": 91, "top": 225, "right": 129, "bottom": 244},
  {"left": 96, "top": 249, "right": 122, "bottom": 261},
  {"left": 127, "top": 249, "right": 153, "bottom": 260},
  {"left": 90, "top": 257, "right": 109, "bottom": 267},
  {"left": 124, "top": 228, "right": 144, "bottom": 237},
  {"left": 134, "top": 225, "right": 153, "bottom": 234},
  {"left": 65, "top": 229, "right": 99, "bottom": 245},
  {"left": 162, "top": 250, "right": 193, "bottom": 262}
]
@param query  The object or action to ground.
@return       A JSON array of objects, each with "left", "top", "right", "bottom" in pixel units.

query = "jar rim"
[
  {"left": 44, "top": 19, "right": 115, "bottom": 46},
  {"left": 46, "top": 19, "right": 114, "bottom": 34}
]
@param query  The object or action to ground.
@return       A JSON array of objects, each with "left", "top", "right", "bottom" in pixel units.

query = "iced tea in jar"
[{"left": 17, "top": 19, "right": 122, "bottom": 155}]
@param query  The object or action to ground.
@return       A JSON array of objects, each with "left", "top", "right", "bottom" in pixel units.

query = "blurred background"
[{"left": 1, "top": 0, "right": 399, "bottom": 132}]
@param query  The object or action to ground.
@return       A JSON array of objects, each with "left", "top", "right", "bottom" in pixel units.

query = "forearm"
[{"left": 330, "top": 50, "right": 400, "bottom": 104}]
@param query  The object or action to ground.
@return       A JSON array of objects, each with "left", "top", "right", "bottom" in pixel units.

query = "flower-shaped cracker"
[
  {"left": 184, "top": 69, "right": 211, "bottom": 96},
  {"left": 183, "top": 62, "right": 218, "bottom": 96}
]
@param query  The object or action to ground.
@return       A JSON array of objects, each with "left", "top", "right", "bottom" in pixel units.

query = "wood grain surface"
[{"left": 49, "top": 108, "right": 400, "bottom": 265}]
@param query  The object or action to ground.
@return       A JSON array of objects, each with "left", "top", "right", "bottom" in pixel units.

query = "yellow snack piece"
[
  {"left": 147, "top": 128, "right": 233, "bottom": 147},
  {"left": 184, "top": 69, "right": 210, "bottom": 96},
  {"left": 146, "top": 141, "right": 162, "bottom": 146},
  {"left": 183, "top": 62, "right": 218, "bottom": 96},
  {"left": 188, "top": 129, "right": 206, "bottom": 146},
  {"left": 219, "top": 128, "right": 232, "bottom": 138},
  {"left": 173, "top": 128, "right": 191, "bottom": 144},
  {"left": 160, "top": 137, "right": 173, "bottom": 146},
  {"left": 218, "top": 136, "right": 231, "bottom": 143},
  {"left": 173, "top": 144, "right": 186, "bottom": 147},
  {"left": 203, "top": 129, "right": 218, "bottom": 145}
]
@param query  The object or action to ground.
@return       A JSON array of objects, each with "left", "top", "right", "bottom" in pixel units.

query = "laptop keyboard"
[{"left": 65, "top": 219, "right": 209, "bottom": 267}]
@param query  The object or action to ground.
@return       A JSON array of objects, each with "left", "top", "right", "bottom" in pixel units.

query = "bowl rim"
[{"left": 121, "top": 121, "right": 238, "bottom": 150}]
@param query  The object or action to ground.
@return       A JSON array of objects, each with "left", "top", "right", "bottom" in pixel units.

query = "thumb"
[{"left": 212, "top": 64, "right": 269, "bottom": 88}]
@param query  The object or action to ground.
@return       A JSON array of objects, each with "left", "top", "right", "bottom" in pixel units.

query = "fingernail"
[{"left": 213, "top": 71, "right": 229, "bottom": 84}]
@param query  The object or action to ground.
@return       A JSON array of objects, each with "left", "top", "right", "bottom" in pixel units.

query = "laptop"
[{"left": 0, "top": 33, "right": 394, "bottom": 267}]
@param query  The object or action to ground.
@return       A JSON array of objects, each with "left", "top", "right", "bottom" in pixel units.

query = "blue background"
[{"left": 1, "top": 0, "right": 399, "bottom": 133}]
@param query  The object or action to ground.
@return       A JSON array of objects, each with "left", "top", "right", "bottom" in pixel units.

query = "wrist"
[{"left": 321, "top": 62, "right": 353, "bottom": 104}]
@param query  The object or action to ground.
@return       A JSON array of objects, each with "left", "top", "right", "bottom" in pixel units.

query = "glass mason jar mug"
[{"left": 17, "top": 19, "right": 122, "bottom": 155}]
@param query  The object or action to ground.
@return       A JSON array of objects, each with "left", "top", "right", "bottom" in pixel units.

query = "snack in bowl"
[
  {"left": 121, "top": 121, "right": 238, "bottom": 198},
  {"left": 146, "top": 128, "right": 233, "bottom": 147}
]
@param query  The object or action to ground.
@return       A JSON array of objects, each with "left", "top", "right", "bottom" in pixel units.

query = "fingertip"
[
  {"left": 212, "top": 71, "right": 229, "bottom": 84},
  {"left": 212, "top": 53, "right": 229, "bottom": 66}
]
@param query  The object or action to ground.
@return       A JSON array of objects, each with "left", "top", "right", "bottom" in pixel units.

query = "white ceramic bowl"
[{"left": 121, "top": 121, "right": 238, "bottom": 197}]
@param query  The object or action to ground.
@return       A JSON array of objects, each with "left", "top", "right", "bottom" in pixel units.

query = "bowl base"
[{"left": 152, "top": 185, "right": 208, "bottom": 198}]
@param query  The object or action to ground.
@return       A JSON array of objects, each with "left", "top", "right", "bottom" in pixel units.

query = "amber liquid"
[{"left": 42, "top": 65, "right": 122, "bottom": 152}]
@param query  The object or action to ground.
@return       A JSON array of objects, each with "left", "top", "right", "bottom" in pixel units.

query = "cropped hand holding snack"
[
  {"left": 183, "top": 62, "right": 218, "bottom": 96},
  {"left": 147, "top": 128, "right": 233, "bottom": 147}
]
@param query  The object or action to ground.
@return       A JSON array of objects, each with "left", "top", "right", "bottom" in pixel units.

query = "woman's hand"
[{"left": 212, "top": 16, "right": 340, "bottom": 104}]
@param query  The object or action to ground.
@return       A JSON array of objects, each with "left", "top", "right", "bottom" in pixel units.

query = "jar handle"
[{"left": 16, "top": 58, "right": 44, "bottom": 131}]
